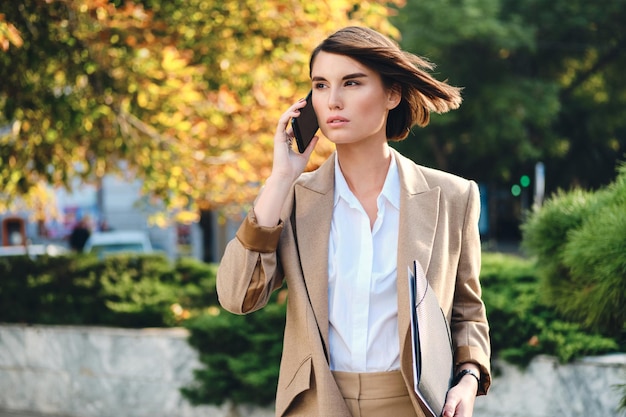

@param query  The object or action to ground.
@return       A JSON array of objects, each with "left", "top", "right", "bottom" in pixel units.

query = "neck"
[{"left": 336, "top": 142, "right": 392, "bottom": 198}]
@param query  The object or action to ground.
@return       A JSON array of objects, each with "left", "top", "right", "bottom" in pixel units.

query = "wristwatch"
[{"left": 452, "top": 368, "right": 480, "bottom": 389}]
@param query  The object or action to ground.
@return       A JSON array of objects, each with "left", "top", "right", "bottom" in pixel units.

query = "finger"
[
  {"left": 442, "top": 397, "right": 459, "bottom": 417},
  {"left": 275, "top": 99, "right": 307, "bottom": 138}
]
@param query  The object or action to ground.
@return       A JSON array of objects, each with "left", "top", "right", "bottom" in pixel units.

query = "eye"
[
  {"left": 344, "top": 80, "right": 361, "bottom": 87},
  {"left": 313, "top": 82, "right": 327, "bottom": 89}
]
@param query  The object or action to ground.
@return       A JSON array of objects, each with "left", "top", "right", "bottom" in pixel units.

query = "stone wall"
[
  {"left": 475, "top": 354, "right": 626, "bottom": 417},
  {"left": 0, "top": 324, "right": 271, "bottom": 417},
  {"left": 0, "top": 324, "right": 624, "bottom": 417}
]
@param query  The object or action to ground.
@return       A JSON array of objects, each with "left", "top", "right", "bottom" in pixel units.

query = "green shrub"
[
  {"left": 480, "top": 252, "right": 618, "bottom": 365},
  {"left": 560, "top": 206, "right": 626, "bottom": 334},
  {"left": 521, "top": 188, "right": 597, "bottom": 261},
  {"left": 0, "top": 253, "right": 216, "bottom": 327},
  {"left": 181, "top": 293, "right": 286, "bottom": 407},
  {"left": 173, "top": 257, "right": 219, "bottom": 313},
  {"left": 521, "top": 188, "right": 597, "bottom": 305},
  {"left": 521, "top": 163, "right": 626, "bottom": 337},
  {"left": 92, "top": 255, "right": 180, "bottom": 327},
  {"left": 0, "top": 254, "right": 101, "bottom": 325}
]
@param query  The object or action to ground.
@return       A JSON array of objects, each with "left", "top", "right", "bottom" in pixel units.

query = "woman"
[{"left": 217, "top": 26, "right": 491, "bottom": 417}]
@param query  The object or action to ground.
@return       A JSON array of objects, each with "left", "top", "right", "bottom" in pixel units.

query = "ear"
[{"left": 387, "top": 84, "right": 402, "bottom": 110}]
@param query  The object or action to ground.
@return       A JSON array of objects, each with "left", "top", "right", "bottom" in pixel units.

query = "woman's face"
[{"left": 310, "top": 51, "right": 400, "bottom": 147}]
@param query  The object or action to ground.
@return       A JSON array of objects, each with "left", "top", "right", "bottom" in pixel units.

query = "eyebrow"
[{"left": 311, "top": 72, "right": 368, "bottom": 82}]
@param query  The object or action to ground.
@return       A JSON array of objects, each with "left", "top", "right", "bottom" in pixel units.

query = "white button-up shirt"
[{"left": 328, "top": 153, "right": 401, "bottom": 372}]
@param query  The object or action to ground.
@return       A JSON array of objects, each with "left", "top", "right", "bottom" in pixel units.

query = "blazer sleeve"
[
  {"left": 451, "top": 181, "right": 492, "bottom": 395},
  {"left": 216, "top": 209, "right": 286, "bottom": 314}
]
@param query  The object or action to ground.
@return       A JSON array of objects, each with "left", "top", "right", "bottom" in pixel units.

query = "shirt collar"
[
  {"left": 333, "top": 154, "right": 356, "bottom": 208},
  {"left": 333, "top": 152, "right": 401, "bottom": 210},
  {"left": 380, "top": 153, "right": 400, "bottom": 210}
]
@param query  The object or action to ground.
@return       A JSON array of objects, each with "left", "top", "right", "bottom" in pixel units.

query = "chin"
[{"left": 323, "top": 133, "right": 353, "bottom": 145}]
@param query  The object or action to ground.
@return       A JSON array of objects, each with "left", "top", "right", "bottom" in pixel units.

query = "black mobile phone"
[{"left": 291, "top": 91, "right": 319, "bottom": 153}]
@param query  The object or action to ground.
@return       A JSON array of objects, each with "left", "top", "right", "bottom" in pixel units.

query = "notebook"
[{"left": 408, "top": 260, "right": 454, "bottom": 417}]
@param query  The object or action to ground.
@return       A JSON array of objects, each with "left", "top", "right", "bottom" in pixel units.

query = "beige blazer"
[{"left": 217, "top": 149, "right": 491, "bottom": 416}]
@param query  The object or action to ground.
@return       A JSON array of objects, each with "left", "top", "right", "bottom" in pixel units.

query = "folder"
[{"left": 408, "top": 260, "right": 454, "bottom": 417}]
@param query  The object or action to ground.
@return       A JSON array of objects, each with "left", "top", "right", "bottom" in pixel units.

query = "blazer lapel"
[
  {"left": 393, "top": 149, "right": 440, "bottom": 361},
  {"left": 293, "top": 156, "right": 335, "bottom": 355}
]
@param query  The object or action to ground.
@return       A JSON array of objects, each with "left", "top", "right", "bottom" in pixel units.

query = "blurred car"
[{"left": 83, "top": 230, "right": 153, "bottom": 258}]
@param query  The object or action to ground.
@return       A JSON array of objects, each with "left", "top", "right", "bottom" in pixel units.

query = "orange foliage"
[{"left": 0, "top": 0, "right": 404, "bottom": 218}]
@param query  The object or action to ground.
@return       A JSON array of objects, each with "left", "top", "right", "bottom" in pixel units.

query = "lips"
[{"left": 326, "top": 116, "right": 349, "bottom": 124}]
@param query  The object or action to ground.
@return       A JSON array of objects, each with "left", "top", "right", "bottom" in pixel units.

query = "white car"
[{"left": 83, "top": 230, "right": 153, "bottom": 258}]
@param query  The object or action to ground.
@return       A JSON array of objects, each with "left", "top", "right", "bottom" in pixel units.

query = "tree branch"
[{"left": 560, "top": 38, "right": 626, "bottom": 101}]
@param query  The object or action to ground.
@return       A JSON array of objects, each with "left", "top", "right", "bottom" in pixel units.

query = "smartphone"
[{"left": 291, "top": 91, "right": 319, "bottom": 153}]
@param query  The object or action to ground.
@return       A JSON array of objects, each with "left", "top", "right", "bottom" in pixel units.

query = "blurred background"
[
  {"left": 1, "top": 0, "right": 624, "bottom": 259},
  {"left": 0, "top": 1, "right": 624, "bottom": 417}
]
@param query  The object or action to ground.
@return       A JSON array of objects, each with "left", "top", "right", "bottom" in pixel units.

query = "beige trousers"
[{"left": 332, "top": 370, "right": 420, "bottom": 417}]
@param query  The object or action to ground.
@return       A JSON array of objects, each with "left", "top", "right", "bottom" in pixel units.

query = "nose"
[{"left": 327, "top": 87, "right": 343, "bottom": 110}]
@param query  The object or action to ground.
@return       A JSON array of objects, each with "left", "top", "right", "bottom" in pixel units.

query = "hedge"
[
  {"left": 0, "top": 250, "right": 620, "bottom": 407},
  {"left": 0, "top": 253, "right": 217, "bottom": 327}
]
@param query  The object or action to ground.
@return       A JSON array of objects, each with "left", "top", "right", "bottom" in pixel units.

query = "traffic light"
[
  {"left": 511, "top": 175, "right": 531, "bottom": 196},
  {"left": 520, "top": 175, "right": 531, "bottom": 188}
]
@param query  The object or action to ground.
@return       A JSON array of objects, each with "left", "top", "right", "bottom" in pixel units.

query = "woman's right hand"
[
  {"left": 270, "top": 98, "right": 319, "bottom": 184},
  {"left": 253, "top": 98, "right": 319, "bottom": 227}
]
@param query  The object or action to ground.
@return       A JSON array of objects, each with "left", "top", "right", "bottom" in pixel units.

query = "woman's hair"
[{"left": 309, "top": 26, "right": 462, "bottom": 141}]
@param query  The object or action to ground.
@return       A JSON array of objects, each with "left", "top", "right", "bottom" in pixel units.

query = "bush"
[
  {"left": 0, "top": 253, "right": 215, "bottom": 327},
  {"left": 181, "top": 291, "right": 287, "bottom": 407},
  {"left": 480, "top": 252, "right": 618, "bottom": 365},
  {"left": 173, "top": 257, "right": 219, "bottom": 313},
  {"left": 561, "top": 206, "right": 626, "bottom": 333},
  {"left": 521, "top": 163, "right": 626, "bottom": 336}
]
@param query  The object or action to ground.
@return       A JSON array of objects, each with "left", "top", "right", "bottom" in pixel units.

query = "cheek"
[
  {"left": 311, "top": 90, "right": 324, "bottom": 108},
  {"left": 361, "top": 101, "right": 389, "bottom": 123}
]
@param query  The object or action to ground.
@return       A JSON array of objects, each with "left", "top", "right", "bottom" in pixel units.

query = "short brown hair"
[{"left": 309, "top": 26, "right": 462, "bottom": 141}]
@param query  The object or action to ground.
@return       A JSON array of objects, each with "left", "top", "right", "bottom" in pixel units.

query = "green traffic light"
[
  {"left": 511, "top": 184, "right": 522, "bottom": 196},
  {"left": 520, "top": 175, "right": 531, "bottom": 187}
]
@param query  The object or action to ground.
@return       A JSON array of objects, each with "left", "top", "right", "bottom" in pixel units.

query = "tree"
[
  {"left": 392, "top": 0, "right": 626, "bottom": 193},
  {"left": 0, "top": 0, "right": 403, "bottom": 220}
]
